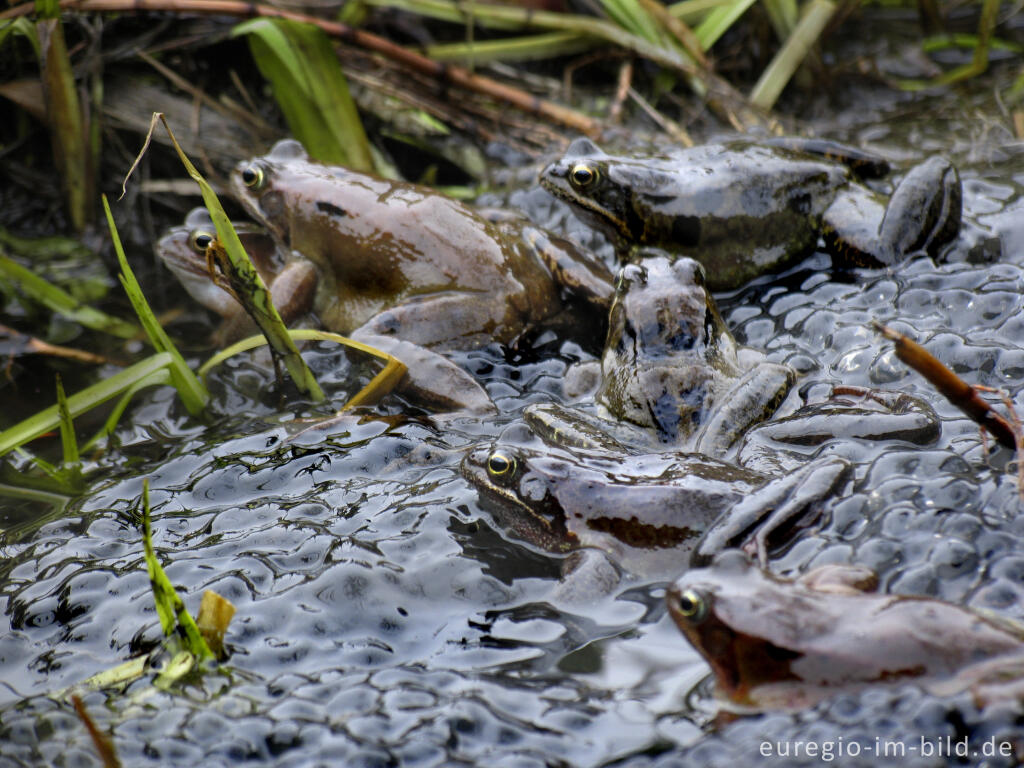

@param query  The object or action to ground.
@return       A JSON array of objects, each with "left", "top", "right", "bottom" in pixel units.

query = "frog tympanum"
[
  {"left": 541, "top": 137, "right": 962, "bottom": 290},
  {"left": 668, "top": 550, "right": 1024, "bottom": 711},
  {"left": 227, "top": 139, "right": 613, "bottom": 350}
]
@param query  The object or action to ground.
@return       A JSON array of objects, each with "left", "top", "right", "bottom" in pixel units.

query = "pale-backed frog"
[
  {"left": 461, "top": 416, "right": 850, "bottom": 580},
  {"left": 541, "top": 137, "right": 961, "bottom": 290},
  {"left": 668, "top": 550, "right": 1024, "bottom": 711},
  {"left": 229, "top": 139, "right": 614, "bottom": 350}
]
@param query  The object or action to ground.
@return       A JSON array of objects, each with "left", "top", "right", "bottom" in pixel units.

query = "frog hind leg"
[
  {"left": 690, "top": 457, "right": 851, "bottom": 568},
  {"left": 823, "top": 157, "right": 962, "bottom": 268}
]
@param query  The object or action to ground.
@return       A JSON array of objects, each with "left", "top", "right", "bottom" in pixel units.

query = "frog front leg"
[
  {"left": 691, "top": 456, "right": 851, "bottom": 568},
  {"left": 824, "top": 157, "right": 962, "bottom": 267},
  {"left": 693, "top": 363, "right": 796, "bottom": 456}
]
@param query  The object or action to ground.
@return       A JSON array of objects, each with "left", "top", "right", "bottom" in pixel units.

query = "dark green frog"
[{"left": 540, "top": 137, "right": 962, "bottom": 290}]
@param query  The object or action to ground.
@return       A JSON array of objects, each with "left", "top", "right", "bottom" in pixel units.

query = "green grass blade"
[
  {"left": 426, "top": 31, "right": 591, "bottom": 63},
  {"left": 35, "top": 15, "right": 89, "bottom": 231},
  {"left": 0, "top": 18, "right": 41, "bottom": 58},
  {"left": 198, "top": 329, "right": 406, "bottom": 410},
  {"left": 141, "top": 479, "right": 214, "bottom": 661},
  {"left": 80, "top": 369, "right": 172, "bottom": 452},
  {"left": 54, "top": 374, "right": 80, "bottom": 467},
  {"left": 102, "top": 195, "right": 208, "bottom": 414},
  {"left": 0, "top": 352, "right": 174, "bottom": 456},
  {"left": 694, "top": 0, "right": 757, "bottom": 49},
  {"left": 233, "top": 18, "right": 374, "bottom": 171},
  {"left": 149, "top": 114, "right": 324, "bottom": 402},
  {"left": 748, "top": 0, "right": 835, "bottom": 110},
  {"left": 669, "top": 0, "right": 736, "bottom": 25},
  {"left": 0, "top": 250, "right": 138, "bottom": 338}
]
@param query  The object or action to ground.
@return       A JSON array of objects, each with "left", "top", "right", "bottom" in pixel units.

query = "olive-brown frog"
[{"left": 229, "top": 139, "right": 613, "bottom": 350}]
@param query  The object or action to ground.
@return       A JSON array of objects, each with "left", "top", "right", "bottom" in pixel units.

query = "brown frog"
[
  {"left": 668, "top": 550, "right": 1024, "bottom": 711},
  {"left": 228, "top": 139, "right": 613, "bottom": 350}
]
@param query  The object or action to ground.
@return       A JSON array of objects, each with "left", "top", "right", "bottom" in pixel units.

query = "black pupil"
[
  {"left": 679, "top": 594, "right": 697, "bottom": 614},
  {"left": 242, "top": 167, "right": 258, "bottom": 184},
  {"left": 194, "top": 234, "right": 212, "bottom": 249},
  {"left": 573, "top": 168, "right": 592, "bottom": 185},
  {"left": 488, "top": 454, "right": 509, "bottom": 474}
]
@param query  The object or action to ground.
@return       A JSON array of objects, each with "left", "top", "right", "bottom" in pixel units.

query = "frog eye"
[
  {"left": 241, "top": 165, "right": 265, "bottom": 189},
  {"left": 615, "top": 263, "right": 647, "bottom": 292},
  {"left": 189, "top": 229, "right": 215, "bottom": 253},
  {"left": 486, "top": 451, "right": 517, "bottom": 480},
  {"left": 570, "top": 163, "right": 598, "bottom": 188},
  {"left": 673, "top": 588, "right": 709, "bottom": 624}
]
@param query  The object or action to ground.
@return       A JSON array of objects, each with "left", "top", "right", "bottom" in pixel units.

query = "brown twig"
[
  {"left": 71, "top": 695, "right": 121, "bottom": 768},
  {"left": 873, "top": 321, "right": 1018, "bottom": 451},
  {"left": 1, "top": 0, "right": 601, "bottom": 137}
]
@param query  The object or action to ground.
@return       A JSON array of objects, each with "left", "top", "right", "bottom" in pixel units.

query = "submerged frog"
[
  {"left": 228, "top": 139, "right": 613, "bottom": 350},
  {"left": 461, "top": 417, "right": 850, "bottom": 581},
  {"left": 668, "top": 550, "right": 1024, "bottom": 711},
  {"left": 541, "top": 137, "right": 962, "bottom": 290}
]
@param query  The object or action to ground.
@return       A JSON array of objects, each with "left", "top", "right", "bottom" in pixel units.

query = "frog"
[
  {"left": 540, "top": 136, "right": 962, "bottom": 290},
  {"left": 516, "top": 254, "right": 937, "bottom": 566},
  {"left": 229, "top": 139, "right": 614, "bottom": 351},
  {"left": 570, "top": 255, "right": 939, "bottom": 465},
  {"left": 157, "top": 208, "right": 496, "bottom": 414},
  {"left": 667, "top": 550, "right": 1024, "bottom": 711},
  {"left": 461, "top": 416, "right": 851, "bottom": 582}
]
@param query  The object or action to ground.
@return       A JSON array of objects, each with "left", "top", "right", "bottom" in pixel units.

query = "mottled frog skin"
[
  {"left": 668, "top": 551, "right": 1024, "bottom": 711},
  {"left": 229, "top": 139, "right": 613, "bottom": 350},
  {"left": 541, "top": 137, "right": 962, "bottom": 290}
]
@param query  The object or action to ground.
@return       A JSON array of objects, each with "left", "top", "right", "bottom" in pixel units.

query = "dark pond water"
[{"left": 4, "top": 76, "right": 1024, "bottom": 767}]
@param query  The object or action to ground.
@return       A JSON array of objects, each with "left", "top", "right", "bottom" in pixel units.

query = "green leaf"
[
  {"left": 103, "top": 195, "right": 208, "bottom": 415},
  {"left": 694, "top": 0, "right": 757, "bottom": 49},
  {"left": 0, "top": 352, "right": 175, "bottom": 457},
  {"left": 54, "top": 374, "right": 81, "bottom": 470},
  {"left": 139, "top": 115, "right": 324, "bottom": 402},
  {"left": 748, "top": 0, "right": 836, "bottom": 110},
  {"left": 0, "top": 250, "right": 138, "bottom": 338},
  {"left": 234, "top": 18, "right": 374, "bottom": 171},
  {"left": 141, "top": 480, "right": 214, "bottom": 661},
  {"left": 36, "top": 16, "right": 90, "bottom": 231}
]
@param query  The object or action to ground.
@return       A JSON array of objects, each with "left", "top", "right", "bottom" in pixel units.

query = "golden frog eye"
[
  {"left": 570, "top": 163, "right": 597, "bottom": 188},
  {"left": 189, "top": 229, "right": 215, "bottom": 253},
  {"left": 673, "top": 588, "right": 708, "bottom": 624},
  {"left": 486, "top": 451, "right": 516, "bottom": 479},
  {"left": 241, "top": 165, "right": 265, "bottom": 189}
]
